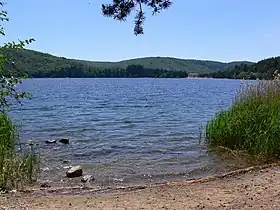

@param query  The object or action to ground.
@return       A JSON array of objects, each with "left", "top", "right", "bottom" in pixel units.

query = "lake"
[{"left": 11, "top": 78, "right": 254, "bottom": 187}]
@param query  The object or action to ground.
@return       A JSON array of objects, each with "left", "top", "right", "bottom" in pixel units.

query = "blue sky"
[{"left": 1, "top": 0, "right": 280, "bottom": 62}]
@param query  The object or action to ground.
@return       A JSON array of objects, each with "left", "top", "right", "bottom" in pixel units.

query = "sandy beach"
[{"left": 1, "top": 163, "right": 280, "bottom": 209}]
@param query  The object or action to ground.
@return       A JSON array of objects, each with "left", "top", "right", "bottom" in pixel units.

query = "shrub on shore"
[
  {"left": 0, "top": 113, "right": 38, "bottom": 190},
  {"left": 206, "top": 75, "right": 280, "bottom": 159},
  {"left": 0, "top": 3, "right": 38, "bottom": 191}
]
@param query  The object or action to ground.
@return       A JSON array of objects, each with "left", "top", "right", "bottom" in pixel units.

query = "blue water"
[{"left": 10, "top": 78, "right": 253, "bottom": 186}]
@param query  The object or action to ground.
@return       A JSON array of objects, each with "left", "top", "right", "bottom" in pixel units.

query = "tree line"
[
  {"left": 199, "top": 57, "right": 280, "bottom": 80},
  {"left": 13, "top": 64, "right": 188, "bottom": 78}
]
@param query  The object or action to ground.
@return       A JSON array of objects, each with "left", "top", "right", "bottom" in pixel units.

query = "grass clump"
[
  {"left": 0, "top": 113, "right": 38, "bottom": 191},
  {"left": 206, "top": 79, "right": 280, "bottom": 159}
]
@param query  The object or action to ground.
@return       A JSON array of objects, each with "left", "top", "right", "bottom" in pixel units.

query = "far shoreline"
[{"left": 21, "top": 77, "right": 253, "bottom": 80}]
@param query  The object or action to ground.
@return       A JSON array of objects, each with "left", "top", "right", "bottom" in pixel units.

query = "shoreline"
[
  {"left": 23, "top": 161, "right": 280, "bottom": 196},
  {"left": 1, "top": 161, "right": 280, "bottom": 209},
  {"left": 24, "top": 161, "right": 280, "bottom": 196}
]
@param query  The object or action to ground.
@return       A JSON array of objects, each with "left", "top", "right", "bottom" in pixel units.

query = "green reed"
[
  {"left": 0, "top": 113, "right": 39, "bottom": 191},
  {"left": 206, "top": 80, "right": 280, "bottom": 159}
]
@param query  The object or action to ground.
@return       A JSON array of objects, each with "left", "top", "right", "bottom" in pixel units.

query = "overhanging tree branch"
[{"left": 101, "top": 0, "right": 172, "bottom": 35}]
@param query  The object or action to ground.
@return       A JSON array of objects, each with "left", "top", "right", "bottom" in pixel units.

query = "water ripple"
[{"left": 10, "top": 78, "right": 253, "bottom": 185}]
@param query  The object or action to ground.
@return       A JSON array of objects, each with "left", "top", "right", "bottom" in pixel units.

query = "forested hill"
[
  {"left": 200, "top": 56, "right": 280, "bottom": 80},
  {"left": 77, "top": 57, "right": 252, "bottom": 73},
  {"left": 2, "top": 48, "right": 252, "bottom": 78}
]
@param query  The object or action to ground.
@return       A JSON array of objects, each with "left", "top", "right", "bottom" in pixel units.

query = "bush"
[
  {"left": 0, "top": 113, "right": 38, "bottom": 190},
  {"left": 0, "top": 3, "right": 38, "bottom": 191},
  {"left": 206, "top": 80, "right": 280, "bottom": 159}
]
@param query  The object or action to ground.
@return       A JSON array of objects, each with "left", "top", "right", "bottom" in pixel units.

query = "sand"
[{"left": 1, "top": 164, "right": 280, "bottom": 210}]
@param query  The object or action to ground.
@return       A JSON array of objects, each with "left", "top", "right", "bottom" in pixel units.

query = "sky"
[{"left": 1, "top": 0, "right": 280, "bottom": 62}]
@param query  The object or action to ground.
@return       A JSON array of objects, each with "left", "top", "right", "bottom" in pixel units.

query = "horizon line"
[{"left": 25, "top": 47, "right": 277, "bottom": 64}]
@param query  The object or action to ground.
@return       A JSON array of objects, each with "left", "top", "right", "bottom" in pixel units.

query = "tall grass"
[
  {"left": 0, "top": 113, "right": 38, "bottom": 190},
  {"left": 206, "top": 79, "right": 280, "bottom": 159}
]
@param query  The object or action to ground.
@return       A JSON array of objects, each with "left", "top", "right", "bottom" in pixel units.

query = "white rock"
[{"left": 81, "top": 175, "right": 95, "bottom": 183}]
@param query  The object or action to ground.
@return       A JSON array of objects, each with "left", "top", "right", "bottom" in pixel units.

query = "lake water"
[{"left": 11, "top": 78, "right": 254, "bottom": 187}]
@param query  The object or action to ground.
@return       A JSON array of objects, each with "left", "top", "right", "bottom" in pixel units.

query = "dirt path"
[{"left": 1, "top": 165, "right": 280, "bottom": 209}]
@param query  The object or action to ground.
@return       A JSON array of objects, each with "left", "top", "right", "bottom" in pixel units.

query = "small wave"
[
  {"left": 73, "top": 147, "right": 116, "bottom": 159},
  {"left": 110, "top": 144, "right": 135, "bottom": 150}
]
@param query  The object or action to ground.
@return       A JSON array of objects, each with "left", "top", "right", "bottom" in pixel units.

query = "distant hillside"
[
  {"left": 200, "top": 56, "right": 280, "bottom": 80},
  {"left": 2, "top": 49, "right": 253, "bottom": 77},
  {"left": 75, "top": 57, "right": 253, "bottom": 73}
]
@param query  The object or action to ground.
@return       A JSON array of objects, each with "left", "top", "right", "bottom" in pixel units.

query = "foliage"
[
  {"left": 200, "top": 57, "right": 280, "bottom": 80},
  {"left": 102, "top": 0, "right": 172, "bottom": 35},
  {"left": 0, "top": 113, "right": 38, "bottom": 190},
  {"left": 35, "top": 64, "right": 188, "bottom": 78},
  {"left": 0, "top": 8, "right": 34, "bottom": 112},
  {"left": 206, "top": 78, "right": 280, "bottom": 159},
  {"left": 2, "top": 48, "right": 252, "bottom": 77},
  {"left": 0, "top": 3, "right": 38, "bottom": 191}
]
